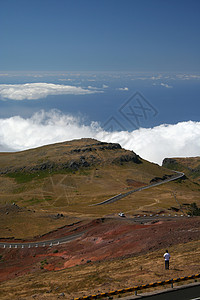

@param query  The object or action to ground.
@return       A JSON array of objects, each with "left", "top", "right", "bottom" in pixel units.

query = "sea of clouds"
[
  {"left": 0, "top": 83, "right": 100, "bottom": 100},
  {"left": 0, "top": 110, "right": 199, "bottom": 165}
]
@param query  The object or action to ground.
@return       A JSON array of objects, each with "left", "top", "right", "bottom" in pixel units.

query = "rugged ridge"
[
  {"left": 0, "top": 139, "right": 142, "bottom": 174},
  {"left": 162, "top": 156, "right": 200, "bottom": 182}
]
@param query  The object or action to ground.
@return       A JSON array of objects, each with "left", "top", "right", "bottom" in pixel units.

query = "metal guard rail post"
[{"left": 73, "top": 273, "right": 200, "bottom": 300}]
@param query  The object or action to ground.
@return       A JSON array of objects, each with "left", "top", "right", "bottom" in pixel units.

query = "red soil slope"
[{"left": 0, "top": 217, "right": 200, "bottom": 282}]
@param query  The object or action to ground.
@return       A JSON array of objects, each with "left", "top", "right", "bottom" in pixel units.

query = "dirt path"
[{"left": 136, "top": 197, "right": 160, "bottom": 212}]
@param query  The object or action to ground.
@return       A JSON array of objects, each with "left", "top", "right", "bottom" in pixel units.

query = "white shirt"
[{"left": 164, "top": 252, "right": 170, "bottom": 261}]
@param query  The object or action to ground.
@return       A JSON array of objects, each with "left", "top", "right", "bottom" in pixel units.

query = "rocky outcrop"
[
  {"left": 162, "top": 158, "right": 178, "bottom": 167},
  {"left": 71, "top": 142, "right": 121, "bottom": 154},
  {"left": 150, "top": 174, "right": 173, "bottom": 183},
  {"left": 112, "top": 153, "right": 142, "bottom": 165}
]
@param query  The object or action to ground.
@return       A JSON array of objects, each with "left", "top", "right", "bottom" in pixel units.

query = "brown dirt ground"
[{"left": 0, "top": 217, "right": 200, "bottom": 284}]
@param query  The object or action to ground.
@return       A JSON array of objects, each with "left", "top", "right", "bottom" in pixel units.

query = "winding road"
[
  {"left": 92, "top": 171, "right": 185, "bottom": 206},
  {"left": 0, "top": 232, "right": 83, "bottom": 248},
  {"left": 0, "top": 171, "right": 185, "bottom": 248}
]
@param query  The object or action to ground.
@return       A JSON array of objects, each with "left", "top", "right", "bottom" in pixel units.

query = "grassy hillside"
[
  {"left": 0, "top": 139, "right": 199, "bottom": 238},
  {"left": 0, "top": 238, "right": 200, "bottom": 299},
  {"left": 162, "top": 157, "right": 200, "bottom": 182},
  {"left": 0, "top": 140, "right": 200, "bottom": 300}
]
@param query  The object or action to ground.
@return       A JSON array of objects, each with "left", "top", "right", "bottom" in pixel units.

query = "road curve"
[
  {"left": 0, "top": 171, "right": 184, "bottom": 248},
  {"left": 0, "top": 232, "right": 83, "bottom": 248},
  {"left": 91, "top": 171, "right": 185, "bottom": 206}
]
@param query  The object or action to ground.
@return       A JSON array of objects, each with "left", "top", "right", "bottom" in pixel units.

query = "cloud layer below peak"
[
  {"left": 0, "top": 110, "right": 199, "bottom": 165},
  {"left": 0, "top": 83, "right": 100, "bottom": 101}
]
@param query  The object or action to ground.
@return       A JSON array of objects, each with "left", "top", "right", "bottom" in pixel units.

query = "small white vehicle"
[{"left": 118, "top": 212, "right": 125, "bottom": 217}]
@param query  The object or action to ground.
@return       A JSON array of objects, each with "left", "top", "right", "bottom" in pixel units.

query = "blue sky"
[
  {"left": 1, "top": 0, "right": 200, "bottom": 71},
  {"left": 0, "top": 1, "right": 200, "bottom": 164}
]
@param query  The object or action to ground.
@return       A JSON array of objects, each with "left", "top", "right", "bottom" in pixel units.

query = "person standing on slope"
[{"left": 164, "top": 250, "right": 170, "bottom": 270}]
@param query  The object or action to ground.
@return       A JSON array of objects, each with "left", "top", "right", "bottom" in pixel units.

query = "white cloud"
[
  {"left": 102, "top": 84, "right": 108, "bottom": 88},
  {"left": 0, "top": 83, "right": 101, "bottom": 101},
  {"left": 153, "top": 82, "right": 173, "bottom": 88},
  {"left": 117, "top": 87, "right": 129, "bottom": 91},
  {"left": 150, "top": 75, "right": 163, "bottom": 80},
  {"left": 176, "top": 74, "right": 200, "bottom": 80},
  {"left": 0, "top": 73, "right": 10, "bottom": 77},
  {"left": 160, "top": 83, "right": 173, "bottom": 88},
  {"left": 0, "top": 110, "right": 199, "bottom": 165},
  {"left": 98, "top": 121, "right": 200, "bottom": 165},
  {"left": 58, "top": 78, "right": 73, "bottom": 81},
  {"left": 87, "top": 85, "right": 101, "bottom": 90}
]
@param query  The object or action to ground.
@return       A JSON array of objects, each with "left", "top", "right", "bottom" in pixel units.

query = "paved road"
[
  {"left": 0, "top": 214, "right": 191, "bottom": 248},
  {"left": 141, "top": 285, "right": 200, "bottom": 300},
  {"left": 122, "top": 283, "right": 200, "bottom": 299},
  {"left": 132, "top": 215, "right": 188, "bottom": 223},
  {"left": 0, "top": 232, "right": 83, "bottom": 248},
  {"left": 148, "top": 285, "right": 200, "bottom": 300},
  {"left": 0, "top": 171, "right": 185, "bottom": 248},
  {"left": 92, "top": 171, "right": 185, "bottom": 206}
]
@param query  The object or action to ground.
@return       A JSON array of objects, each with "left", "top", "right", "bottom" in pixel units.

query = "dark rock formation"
[
  {"left": 162, "top": 158, "right": 178, "bottom": 167},
  {"left": 150, "top": 174, "right": 173, "bottom": 183},
  {"left": 113, "top": 153, "right": 142, "bottom": 165}
]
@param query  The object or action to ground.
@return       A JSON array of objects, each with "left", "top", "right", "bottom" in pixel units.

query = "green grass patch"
[
  {"left": 78, "top": 169, "right": 91, "bottom": 176},
  {"left": 40, "top": 259, "right": 48, "bottom": 266},
  {"left": 163, "top": 162, "right": 182, "bottom": 171},
  {"left": 43, "top": 196, "right": 53, "bottom": 201},
  {"left": 12, "top": 185, "right": 27, "bottom": 194},
  {"left": 189, "top": 170, "right": 200, "bottom": 179},
  {"left": 5, "top": 165, "right": 93, "bottom": 184},
  {"left": 6, "top": 171, "right": 50, "bottom": 183},
  {"left": 25, "top": 197, "right": 47, "bottom": 204},
  {"left": 187, "top": 202, "right": 200, "bottom": 216}
]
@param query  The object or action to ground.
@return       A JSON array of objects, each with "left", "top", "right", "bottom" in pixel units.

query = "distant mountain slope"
[
  {"left": 0, "top": 138, "right": 174, "bottom": 209},
  {"left": 0, "top": 138, "right": 142, "bottom": 175},
  {"left": 0, "top": 139, "right": 200, "bottom": 238},
  {"left": 162, "top": 157, "right": 200, "bottom": 183}
]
